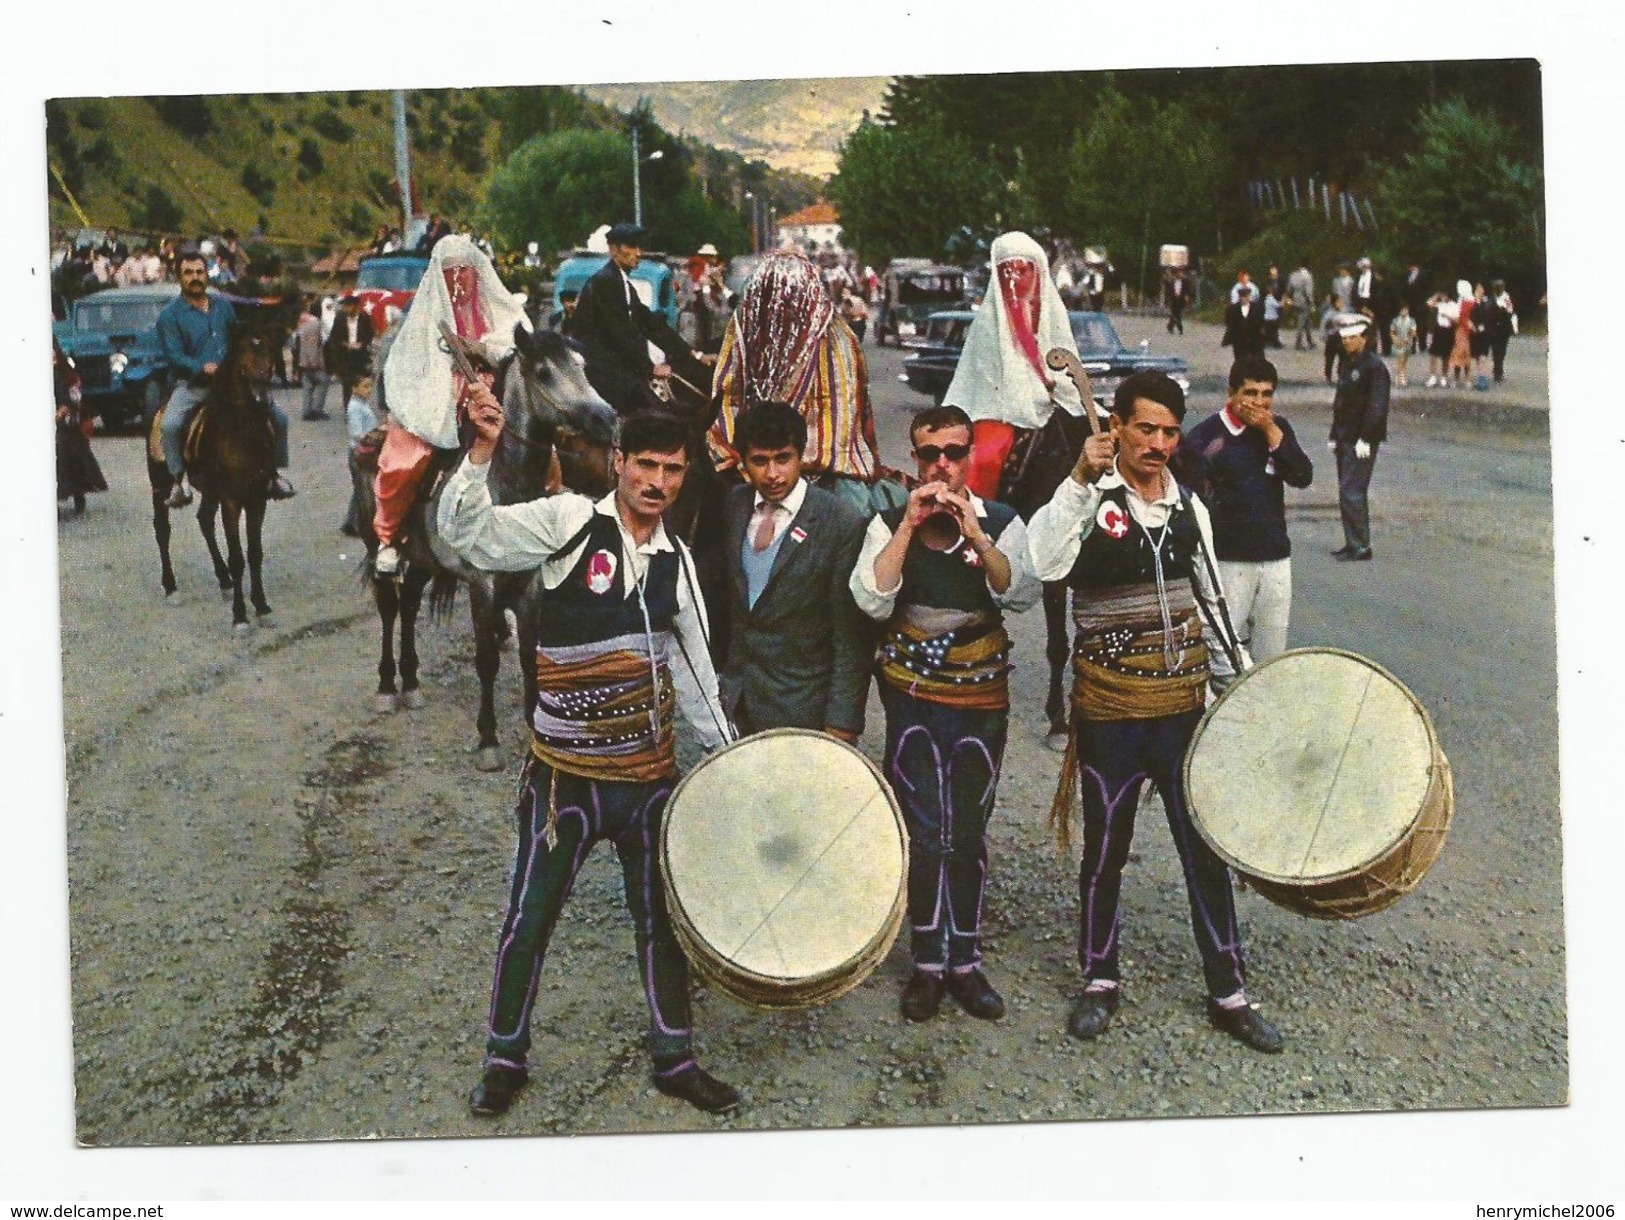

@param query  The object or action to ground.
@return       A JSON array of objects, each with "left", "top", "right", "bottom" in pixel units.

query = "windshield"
[
  {"left": 1070, "top": 314, "right": 1120, "bottom": 355},
  {"left": 897, "top": 272, "right": 963, "bottom": 304},
  {"left": 356, "top": 262, "right": 427, "bottom": 292},
  {"left": 74, "top": 298, "right": 168, "bottom": 334}
]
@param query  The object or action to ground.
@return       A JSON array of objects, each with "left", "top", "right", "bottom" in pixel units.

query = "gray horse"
[{"left": 358, "top": 322, "right": 618, "bottom": 770}]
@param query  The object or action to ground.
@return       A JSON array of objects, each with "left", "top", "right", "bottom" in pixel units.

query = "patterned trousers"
[
  {"left": 1073, "top": 708, "right": 1247, "bottom": 999},
  {"left": 879, "top": 683, "right": 1008, "bottom": 973},
  {"left": 483, "top": 760, "right": 694, "bottom": 1070}
]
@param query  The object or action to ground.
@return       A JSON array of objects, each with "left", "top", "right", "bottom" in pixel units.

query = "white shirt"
[
  {"left": 750, "top": 477, "right": 809, "bottom": 549},
  {"left": 850, "top": 490, "right": 1041, "bottom": 621},
  {"left": 1025, "top": 465, "right": 1245, "bottom": 677},
  {"left": 346, "top": 394, "right": 379, "bottom": 446},
  {"left": 436, "top": 459, "right": 731, "bottom": 750}
]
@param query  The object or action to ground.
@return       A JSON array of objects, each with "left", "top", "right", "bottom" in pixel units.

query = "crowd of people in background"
[{"left": 1208, "top": 256, "right": 1522, "bottom": 392}]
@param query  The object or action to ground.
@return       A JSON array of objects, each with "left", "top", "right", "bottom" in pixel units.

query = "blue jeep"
[{"left": 57, "top": 283, "right": 182, "bottom": 432}]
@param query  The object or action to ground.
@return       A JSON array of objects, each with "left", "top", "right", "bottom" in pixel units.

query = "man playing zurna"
[
  {"left": 372, "top": 235, "right": 531, "bottom": 576},
  {"left": 850, "top": 404, "right": 1040, "bottom": 1023},
  {"left": 1027, "top": 371, "right": 1284, "bottom": 1053},
  {"left": 942, "top": 231, "right": 1087, "bottom": 501},
  {"left": 438, "top": 402, "right": 741, "bottom": 1118}
]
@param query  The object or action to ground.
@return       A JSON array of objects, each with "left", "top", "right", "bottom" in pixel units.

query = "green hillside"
[
  {"left": 45, "top": 85, "right": 825, "bottom": 259},
  {"left": 46, "top": 90, "right": 508, "bottom": 250}
]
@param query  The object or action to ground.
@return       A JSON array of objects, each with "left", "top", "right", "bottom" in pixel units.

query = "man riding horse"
[
  {"left": 155, "top": 247, "right": 295, "bottom": 509},
  {"left": 372, "top": 235, "right": 532, "bottom": 576}
]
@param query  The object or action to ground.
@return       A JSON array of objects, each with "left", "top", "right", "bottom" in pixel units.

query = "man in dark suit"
[
  {"left": 1221, "top": 285, "right": 1267, "bottom": 360},
  {"left": 572, "top": 221, "right": 711, "bottom": 417},
  {"left": 323, "top": 294, "right": 376, "bottom": 406},
  {"left": 719, "top": 401, "right": 871, "bottom": 740}
]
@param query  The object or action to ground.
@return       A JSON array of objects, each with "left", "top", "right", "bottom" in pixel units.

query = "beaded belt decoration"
[
  {"left": 1046, "top": 585, "right": 1211, "bottom": 851},
  {"left": 877, "top": 619, "right": 1012, "bottom": 710},
  {"left": 530, "top": 646, "right": 676, "bottom": 783}
]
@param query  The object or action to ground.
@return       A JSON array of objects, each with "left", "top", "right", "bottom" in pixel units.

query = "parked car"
[
  {"left": 56, "top": 283, "right": 181, "bottom": 431},
  {"left": 874, "top": 261, "right": 967, "bottom": 348},
  {"left": 899, "top": 309, "right": 1191, "bottom": 406},
  {"left": 351, "top": 252, "right": 431, "bottom": 333},
  {"left": 551, "top": 251, "right": 679, "bottom": 328}
]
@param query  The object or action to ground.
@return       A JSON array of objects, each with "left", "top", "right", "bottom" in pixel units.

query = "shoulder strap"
[{"left": 547, "top": 513, "right": 598, "bottom": 564}]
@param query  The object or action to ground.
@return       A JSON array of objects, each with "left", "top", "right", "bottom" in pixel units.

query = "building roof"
[{"left": 777, "top": 201, "right": 840, "bottom": 228}]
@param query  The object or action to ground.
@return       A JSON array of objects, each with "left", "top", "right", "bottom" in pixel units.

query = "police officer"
[{"left": 1329, "top": 315, "right": 1390, "bottom": 562}]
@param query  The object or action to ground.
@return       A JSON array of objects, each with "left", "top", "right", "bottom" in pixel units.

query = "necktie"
[{"left": 752, "top": 502, "right": 779, "bottom": 552}]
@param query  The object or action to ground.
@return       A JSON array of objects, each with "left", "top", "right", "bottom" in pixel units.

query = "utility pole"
[
  {"left": 393, "top": 90, "right": 417, "bottom": 242},
  {"left": 632, "top": 122, "right": 643, "bottom": 228}
]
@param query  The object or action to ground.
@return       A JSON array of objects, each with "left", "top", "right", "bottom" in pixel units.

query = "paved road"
[{"left": 45, "top": 318, "right": 1563, "bottom": 1151}]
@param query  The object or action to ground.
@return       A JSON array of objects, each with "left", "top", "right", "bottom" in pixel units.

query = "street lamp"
[
  {"left": 744, "top": 191, "right": 757, "bottom": 254},
  {"left": 632, "top": 123, "right": 664, "bottom": 228}
]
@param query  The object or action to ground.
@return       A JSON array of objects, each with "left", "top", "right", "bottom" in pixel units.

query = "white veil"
[
  {"left": 944, "top": 230, "right": 1083, "bottom": 430},
  {"left": 383, "top": 234, "right": 531, "bottom": 449}
]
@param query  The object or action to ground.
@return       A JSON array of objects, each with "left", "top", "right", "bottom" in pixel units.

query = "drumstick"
[
  {"left": 1045, "top": 347, "right": 1101, "bottom": 436},
  {"left": 438, "top": 320, "right": 482, "bottom": 384}
]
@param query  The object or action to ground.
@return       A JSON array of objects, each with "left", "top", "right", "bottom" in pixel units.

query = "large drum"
[
  {"left": 661, "top": 729, "right": 908, "bottom": 1009},
  {"left": 1183, "top": 648, "right": 1453, "bottom": 919}
]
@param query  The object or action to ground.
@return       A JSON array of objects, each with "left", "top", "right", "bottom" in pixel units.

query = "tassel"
[
  {"left": 544, "top": 765, "right": 559, "bottom": 852},
  {"left": 1046, "top": 717, "right": 1080, "bottom": 855}
]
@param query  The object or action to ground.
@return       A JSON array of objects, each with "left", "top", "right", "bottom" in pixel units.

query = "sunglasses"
[{"left": 914, "top": 443, "right": 971, "bottom": 463}]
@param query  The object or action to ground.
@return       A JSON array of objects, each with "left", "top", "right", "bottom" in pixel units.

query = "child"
[
  {"left": 1321, "top": 297, "right": 1344, "bottom": 383},
  {"left": 342, "top": 373, "right": 379, "bottom": 537},
  {"left": 1389, "top": 305, "right": 1417, "bottom": 387}
]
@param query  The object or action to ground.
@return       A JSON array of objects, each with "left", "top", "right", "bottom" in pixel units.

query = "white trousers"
[{"left": 1216, "top": 558, "right": 1293, "bottom": 663}]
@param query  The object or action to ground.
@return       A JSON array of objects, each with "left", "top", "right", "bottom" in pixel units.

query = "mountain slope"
[{"left": 579, "top": 77, "right": 887, "bottom": 177}]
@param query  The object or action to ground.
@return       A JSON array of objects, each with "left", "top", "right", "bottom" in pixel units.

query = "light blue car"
[{"left": 551, "top": 251, "right": 679, "bottom": 328}]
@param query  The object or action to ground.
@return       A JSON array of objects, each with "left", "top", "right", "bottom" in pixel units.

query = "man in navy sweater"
[{"left": 1177, "top": 356, "right": 1313, "bottom": 665}]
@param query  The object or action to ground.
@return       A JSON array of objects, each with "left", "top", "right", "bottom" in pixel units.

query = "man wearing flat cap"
[
  {"left": 573, "top": 221, "right": 712, "bottom": 417},
  {"left": 1329, "top": 314, "right": 1389, "bottom": 562}
]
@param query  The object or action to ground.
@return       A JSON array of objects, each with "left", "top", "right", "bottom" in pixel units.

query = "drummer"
[
  {"left": 850, "top": 404, "right": 1041, "bottom": 1024},
  {"left": 437, "top": 401, "right": 742, "bottom": 1117},
  {"left": 1027, "top": 371, "right": 1286, "bottom": 1053}
]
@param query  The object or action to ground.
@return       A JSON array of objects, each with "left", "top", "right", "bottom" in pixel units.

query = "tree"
[
  {"left": 482, "top": 129, "right": 635, "bottom": 255},
  {"left": 1056, "top": 84, "right": 1230, "bottom": 289},
  {"left": 830, "top": 117, "right": 1005, "bottom": 266},
  {"left": 1376, "top": 98, "right": 1545, "bottom": 300}
]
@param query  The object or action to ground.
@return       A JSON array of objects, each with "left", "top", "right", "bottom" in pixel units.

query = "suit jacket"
[
  {"left": 718, "top": 481, "right": 871, "bottom": 735},
  {"left": 1221, "top": 301, "right": 1266, "bottom": 356},
  {"left": 323, "top": 311, "right": 375, "bottom": 379},
  {"left": 573, "top": 259, "right": 693, "bottom": 415}
]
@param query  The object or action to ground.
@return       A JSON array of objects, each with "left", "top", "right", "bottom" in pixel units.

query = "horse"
[
  {"left": 146, "top": 316, "right": 288, "bottom": 630},
  {"left": 995, "top": 403, "right": 1097, "bottom": 747},
  {"left": 357, "top": 323, "right": 619, "bottom": 770}
]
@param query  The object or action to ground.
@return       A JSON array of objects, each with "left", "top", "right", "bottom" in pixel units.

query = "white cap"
[
  {"left": 1338, "top": 315, "right": 1371, "bottom": 338},
  {"left": 697, "top": 243, "right": 719, "bottom": 257}
]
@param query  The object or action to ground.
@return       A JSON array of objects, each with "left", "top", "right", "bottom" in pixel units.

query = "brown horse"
[{"left": 146, "top": 318, "right": 287, "bottom": 629}]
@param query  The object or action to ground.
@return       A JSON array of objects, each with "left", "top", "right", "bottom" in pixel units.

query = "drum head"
[
  {"left": 663, "top": 729, "right": 906, "bottom": 988},
  {"left": 1185, "top": 648, "right": 1440, "bottom": 884}
]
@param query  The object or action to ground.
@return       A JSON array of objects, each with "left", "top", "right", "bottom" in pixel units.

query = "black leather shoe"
[
  {"left": 900, "top": 970, "right": 946, "bottom": 1022},
  {"left": 468, "top": 1063, "right": 528, "bottom": 1116},
  {"left": 1330, "top": 545, "right": 1353, "bottom": 558},
  {"left": 1066, "top": 989, "right": 1120, "bottom": 1040},
  {"left": 653, "top": 1063, "right": 740, "bottom": 1114},
  {"left": 946, "top": 969, "right": 1005, "bottom": 1020},
  {"left": 1333, "top": 547, "right": 1373, "bottom": 562},
  {"left": 1207, "top": 999, "right": 1285, "bottom": 1053},
  {"left": 267, "top": 475, "right": 297, "bottom": 500}
]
